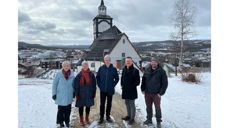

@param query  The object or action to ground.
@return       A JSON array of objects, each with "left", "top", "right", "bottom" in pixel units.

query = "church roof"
[
  {"left": 94, "top": 14, "right": 112, "bottom": 19},
  {"left": 84, "top": 26, "right": 123, "bottom": 61}
]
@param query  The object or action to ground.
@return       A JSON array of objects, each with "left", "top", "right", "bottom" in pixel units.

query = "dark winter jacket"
[
  {"left": 141, "top": 65, "right": 168, "bottom": 96},
  {"left": 96, "top": 64, "right": 119, "bottom": 95},
  {"left": 74, "top": 71, "right": 96, "bottom": 107},
  {"left": 121, "top": 64, "right": 140, "bottom": 100}
]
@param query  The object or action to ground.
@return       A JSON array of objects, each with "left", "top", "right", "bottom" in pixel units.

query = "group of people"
[{"left": 52, "top": 55, "right": 168, "bottom": 128}]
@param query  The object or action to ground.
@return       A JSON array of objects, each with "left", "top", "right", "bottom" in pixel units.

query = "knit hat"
[{"left": 151, "top": 57, "right": 159, "bottom": 62}]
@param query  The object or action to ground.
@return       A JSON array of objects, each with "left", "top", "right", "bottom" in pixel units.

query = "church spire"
[
  {"left": 98, "top": 0, "right": 106, "bottom": 15},
  {"left": 101, "top": 0, "right": 104, "bottom": 6}
]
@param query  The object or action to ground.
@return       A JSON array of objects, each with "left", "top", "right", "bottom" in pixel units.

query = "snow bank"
[
  {"left": 115, "top": 72, "right": 211, "bottom": 128},
  {"left": 18, "top": 79, "right": 57, "bottom": 128}
]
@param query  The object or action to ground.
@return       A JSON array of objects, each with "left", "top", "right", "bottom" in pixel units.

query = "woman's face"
[
  {"left": 63, "top": 64, "right": 70, "bottom": 71},
  {"left": 82, "top": 64, "right": 89, "bottom": 71}
]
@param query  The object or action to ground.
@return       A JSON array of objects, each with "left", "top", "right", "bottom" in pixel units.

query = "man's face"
[
  {"left": 63, "top": 64, "right": 70, "bottom": 71},
  {"left": 125, "top": 58, "right": 133, "bottom": 67},
  {"left": 151, "top": 61, "right": 158, "bottom": 69},
  {"left": 104, "top": 58, "right": 110, "bottom": 66}
]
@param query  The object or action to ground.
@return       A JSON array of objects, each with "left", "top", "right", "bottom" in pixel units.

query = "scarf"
[
  {"left": 80, "top": 68, "right": 91, "bottom": 86},
  {"left": 62, "top": 69, "right": 71, "bottom": 80}
]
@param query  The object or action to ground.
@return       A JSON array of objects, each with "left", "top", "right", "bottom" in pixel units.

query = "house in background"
[{"left": 83, "top": 0, "right": 142, "bottom": 72}]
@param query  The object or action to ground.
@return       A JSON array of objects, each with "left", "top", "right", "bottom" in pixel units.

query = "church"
[{"left": 84, "top": 0, "right": 142, "bottom": 72}]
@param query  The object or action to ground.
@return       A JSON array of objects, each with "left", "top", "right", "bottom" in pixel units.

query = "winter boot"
[
  {"left": 143, "top": 119, "right": 152, "bottom": 125},
  {"left": 106, "top": 116, "right": 113, "bottom": 123},
  {"left": 65, "top": 123, "right": 70, "bottom": 128},
  {"left": 85, "top": 114, "right": 90, "bottom": 124},
  {"left": 156, "top": 109, "right": 162, "bottom": 127},
  {"left": 122, "top": 116, "right": 130, "bottom": 121},
  {"left": 80, "top": 116, "right": 84, "bottom": 126},
  {"left": 128, "top": 119, "right": 135, "bottom": 125},
  {"left": 98, "top": 118, "right": 104, "bottom": 124}
]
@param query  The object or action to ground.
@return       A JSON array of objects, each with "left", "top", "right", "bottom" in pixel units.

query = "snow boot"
[
  {"left": 85, "top": 114, "right": 90, "bottom": 124},
  {"left": 80, "top": 116, "right": 84, "bottom": 126}
]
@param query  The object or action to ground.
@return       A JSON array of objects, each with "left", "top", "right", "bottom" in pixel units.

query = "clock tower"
[{"left": 93, "top": 0, "right": 113, "bottom": 39}]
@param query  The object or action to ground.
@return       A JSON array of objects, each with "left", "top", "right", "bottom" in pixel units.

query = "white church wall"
[
  {"left": 109, "top": 35, "right": 141, "bottom": 67},
  {"left": 87, "top": 61, "right": 104, "bottom": 73}
]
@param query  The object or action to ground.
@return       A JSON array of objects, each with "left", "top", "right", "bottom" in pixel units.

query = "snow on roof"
[
  {"left": 72, "top": 60, "right": 79, "bottom": 64},
  {"left": 183, "top": 63, "right": 191, "bottom": 67}
]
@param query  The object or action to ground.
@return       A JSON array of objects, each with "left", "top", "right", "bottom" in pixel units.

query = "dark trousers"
[
  {"left": 57, "top": 104, "right": 71, "bottom": 125},
  {"left": 145, "top": 92, "right": 162, "bottom": 121},
  {"left": 100, "top": 92, "right": 113, "bottom": 119},
  {"left": 79, "top": 106, "right": 90, "bottom": 116}
]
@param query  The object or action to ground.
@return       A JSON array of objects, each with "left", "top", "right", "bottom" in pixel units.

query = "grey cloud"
[
  {"left": 18, "top": 11, "right": 31, "bottom": 23},
  {"left": 18, "top": 0, "right": 211, "bottom": 45}
]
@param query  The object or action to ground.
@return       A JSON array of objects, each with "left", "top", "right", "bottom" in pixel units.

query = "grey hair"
[
  {"left": 82, "top": 61, "right": 88, "bottom": 66},
  {"left": 104, "top": 55, "right": 111, "bottom": 61},
  {"left": 62, "top": 61, "right": 71, "bottom": 67}
]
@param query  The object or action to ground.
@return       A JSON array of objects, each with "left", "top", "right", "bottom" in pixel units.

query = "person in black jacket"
[
  {"left": 96, "top": 55, "right": 119, "bottom": 124},
  {"left": 121, "top": 57, "right": 140, "bottom": 125},
  {"left": 141, "top": 57, "right": 168, "bottom": 127}
]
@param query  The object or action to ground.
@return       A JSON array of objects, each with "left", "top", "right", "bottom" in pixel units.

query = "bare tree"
[{"left": 170, "top": 0, "right": 196, "bottom": 70}]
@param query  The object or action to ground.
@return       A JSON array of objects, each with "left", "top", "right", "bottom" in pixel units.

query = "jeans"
[
  {"left": 100, "top": 92, "right": 113, "bottom": 119},
  {"left": 125, "top": 99, "right": 136, "bottom": 119}
]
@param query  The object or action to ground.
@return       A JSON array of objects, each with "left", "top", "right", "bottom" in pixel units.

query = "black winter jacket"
[
  {"left": 121, "top": 64, "right": 140, "bottom": 99},
  {"left": 141, "top": 65, "right": 168, "bottom": 96}
]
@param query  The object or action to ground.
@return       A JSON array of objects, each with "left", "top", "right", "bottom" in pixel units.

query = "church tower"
[{"left": 93, "top": 0, "right": 113, "bottom": 39}]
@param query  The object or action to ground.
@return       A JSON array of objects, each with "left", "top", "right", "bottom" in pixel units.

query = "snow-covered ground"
[
  {"left": 19, "top": 72, "right": 210, "bottom": 128},
  {"left": 18, "top": 78, "right": 57, "bottom": 128},
  {"left": 116, "top": 72, "right": 211, "bottom": 128}
]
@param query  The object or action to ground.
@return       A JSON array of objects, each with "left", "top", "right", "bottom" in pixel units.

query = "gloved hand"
[
  {"left": 92, "top": 92, "right": 96, "bottom": 98},
  {"left": 73, "top": 92, "right": 75, "bottom": 98},
  {"left": 76, "top": 96, "right": 80, "bottom": 101},
  {"left": 52, "top": 95, "right": 56, "bottom": 100}
]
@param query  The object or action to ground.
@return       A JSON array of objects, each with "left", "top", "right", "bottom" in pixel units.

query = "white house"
[{"left": 83, "top": 0, "right": 142, "bottom": 72}]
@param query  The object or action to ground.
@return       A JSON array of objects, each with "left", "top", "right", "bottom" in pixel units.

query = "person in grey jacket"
[
  {"left": 141, "top": 57, "right": 168, "bottom": 127},
  {"left": 52, "top": 61, "right": 75, "bottom": 128}
]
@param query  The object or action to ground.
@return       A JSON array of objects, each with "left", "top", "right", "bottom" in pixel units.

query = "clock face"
[{"left": 98, "top": 21, "right": 110, "bottom": 32}]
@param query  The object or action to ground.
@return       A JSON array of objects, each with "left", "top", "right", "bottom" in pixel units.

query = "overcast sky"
[{"left": 18, "top": 0, "right": 211, "bottom": 45}]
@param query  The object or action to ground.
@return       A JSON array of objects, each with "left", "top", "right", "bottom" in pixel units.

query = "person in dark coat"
[
  {"left": 74, "top": 61, "right": 96, "bottom": 126},
  {"left": 141, "top": 57, "right": 168, "bottom": 127},
  {"left": 121, "top": 57, "right": 140, "bottom": 125},
  {"left": 96, "top": 55, "right": 119, "bottom": 124}
]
